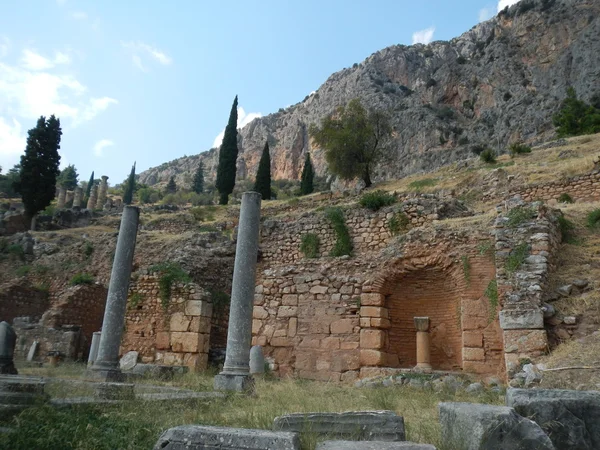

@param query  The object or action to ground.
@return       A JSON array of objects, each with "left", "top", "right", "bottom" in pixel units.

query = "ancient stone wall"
[
  {"left": 121, "top": 275, "right": 213, "bottom": 371},
  {"left": 13, "top": 319, "right": 84, "bottom": 361},
  {"left": 0, "top": 283, "right": 50, "bottom": 324}
]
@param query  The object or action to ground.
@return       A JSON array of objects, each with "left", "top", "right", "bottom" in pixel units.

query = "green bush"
[
  {"left": 128, "top": 293, "right": 143, "bottom": 309},
  {"left": 325, "top": 208, "right": 353, "bottom": 257},
  {"left": 586, "top": 208, "right": 600, "bottom": 229},
  {"left": 505, "top": 243, "right": 529, "bottom": 274},
  {"left": 557, "top": 193, "right": 574, "bottom": 204},
  {"left": 557, "top": 215, "right": 577, "bottom": 244},
  {"left": 359, "top": 190, "right": 396, "bottom": 211},
  {"left": 211, "top": 290, "right": 230, "bottom": 318},
  {"left": 5, "top": 243, "right": 25, "bottom": 261},
  {"left": 16, "top": 265, "right": 31, "bottom": 277},
  {"left": 480, "top": 149, "right": 497, "bottom": 164},
  {"left": 471, "top": 144, "right": 486, "bottom": 155},
  {"left": 408, "top": 178, "right": 437, "bottom": 191},
  {"left": 84, "top": 242, "right": 94, "bottom": 258},
  {"left": 190, "top": 206, "right": 216, "bottom": 222},
  {"left": 506, "top": 206, "right": 536, "bottom": 228},
  {"left": 484, "top": 279, "right": 499, "bottom": 322},
  {"left": 149, "top": 262, "right": 191, "bottom": 308},
  {"left": 553, "top": 87, "right": 600, "bottom": 137},
  {"left": 300, "top": 233, "right": 320, "bottom": 258},
  {"left": 70, "top": 273, "right": 94, "bottom": 286},
  {"left": 509, "top": 142, "right": 532, "bottom": 157},
  {"left": 388, "top": 212, "right": 410, "bottom": 236}
]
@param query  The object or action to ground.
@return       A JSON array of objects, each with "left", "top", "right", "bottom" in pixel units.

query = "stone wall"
[
  {"left": 13, "top": 318, "right": 84, "bottom": 361},
  {"left": 0, "top": 283, "right": 50, "bottom": 324},
  {"left": 121, "top": 275, "right": 213, "bottom": 371}
]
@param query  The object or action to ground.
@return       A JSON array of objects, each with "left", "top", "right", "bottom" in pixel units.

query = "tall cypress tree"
[
  {"left": 254, "top": 141, "right": 271, "bottom": 200},
  {"left": 216, "top": 95, "right": 239, "bottom": 205},
  {"left": 166, "top": 176, "right": 177, "bottom": 193},
  {"left": 193, "top": 161, "right": 205, "bottom": 194},
  {"left": 16, "top": 115, "right": 62, "bottom": 229},
  {"left": 123, "top": 162, "right": 136, "bottom": 205},
  {"left": 85, "top": 171, "right": 95, "bottom": 200},
  {"left": 300, "top": 152, "right": 314, "bottom": 195}
]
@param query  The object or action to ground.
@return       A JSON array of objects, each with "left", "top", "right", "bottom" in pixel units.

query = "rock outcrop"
[{"left": 139, "top": 0, "right": 600, "bottom": 188}]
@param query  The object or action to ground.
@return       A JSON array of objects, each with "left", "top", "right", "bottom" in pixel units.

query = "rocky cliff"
[{"left": 138, "top": 0, "right": 600, "bottom": 188}]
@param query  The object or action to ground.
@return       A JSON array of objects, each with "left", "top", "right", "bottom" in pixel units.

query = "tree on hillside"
[
  {"left": 84, "top": 171, "right": 95, "bottom": 199},
  {"left": 193, "top": 161, "right": 205, "bottom": 194},
  {"left": 309, "top": 98, "right": 392, "bottom": 188},
  {"left": 0, "top": 164, "right": 21, "bottom": 198},
  {"left": 57, "top": 164, "right": 79, "bottom": 190},
  {"left": 254, "top": 141, "right": 271, "bottom": 200},
  {"left": 216, "top": 95, "right": 239, "bottom": 205},
  {"left": 166, "top": 176, "right": 177, "bottom": 193},
  {"left": 300, "top": 153, "right": 314, "bottom": 195},
  {"left": 123, "top": 162, "right": 136, "bottom": 205},
  {"left": 553, "top": 87, "right": 600, "bottom": 137},
  {"left": 15, "top": 115, "right": 62, "bottom": 229}
]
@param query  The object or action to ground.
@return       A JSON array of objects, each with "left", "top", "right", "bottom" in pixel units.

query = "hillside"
[{"left": 139, "top": 0, "right": 600, "bottom": 189}]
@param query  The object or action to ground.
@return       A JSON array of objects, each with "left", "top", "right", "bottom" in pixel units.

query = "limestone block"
[
  {"left": 170, "top": 332, "right": 206, "bottom": 353},
  {"left": 273, "top": 410, "right": 405, "bottom": 442},
  {"left": 330, "top": 350, "right": 360, "bottom": 372},
  {"left": 163, "top": 352, "right": 184, "bottom": 365},
  {"left": 361, "top": 293, "right": 385, "bottom": 306},
  {"left": 462, "top": 331, "right": 483, "bottom": 348},
  {"left": 189, "top": 316, "right": 211, "bottom": 333},
  {"left": 155, "top": 332, "right": 170, "bottom": 350},
  {"left": 316, "top": 442, "right": 436, "bottom": 450},
  {"left": 282, "top": 294, "right": 298, "bottom": 306},
  {"left": 360, "top": 307, "right": 388, "bottom": 319},
  {"left": 119, "top": 351, "right": 139, "bottom": 371},
  {"left": 462, "top": 347, "right": 485, "bottom": 361},
  {"left": 331, "top": 319, "right": 357, "bottom": 334},
  {"left": 503, "top": 329, "right": 548, "bottom": 354},
  {"left": 370, "top": 318, "right": 391, "bottom": 329},
  {"left": 360, "top": 349, "right": 384, "bottom": 366},
  {"left": 169, "top": 312, "right": 190, "bottom": 332},
  {"left": 153, "top": 425, "right": 300, "bottom": 450},
  {"left": 253, "top": 306, "right": 268, "bottom": 319},
  {"left": 360, "top": 330, "right": 386, "bottom": 349},
  {"left": 183, "top": 353, "right": 208, "bottom": 372},
  {"left": 252, "top": 319, "right": 262, "bottom": 334},
  {"left": 278, "top": 306, "right": 298, "bottom": 318},
  {"left": 310, "top": 286, "right": 328, "bottom": 295},
  {"left": 288, "top": 318, "right": 297, "bottom": 337},
  {"left": 185, "top": 300, "right": 213, "bottom": 317},
  {"left": 499, "top": 309, "right": 544, "bottom": 330},
  {"left": 271, "top": 337, "right": 291, "bottom": 347}
]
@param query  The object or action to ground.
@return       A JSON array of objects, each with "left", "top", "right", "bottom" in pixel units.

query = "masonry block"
[
  {"left": 360, "top": 307, "right": 389, "bottom": 319},
  {"left": 360, "top": 329, "right": 386, "bottom": 349},
  {"left": 360, "top": 349, "right": 385, "bottom": 366},
  {"left": 360, "top": 293, "right": 385, "bottom": 306},
  {"left": 503, "top": 329, "right": 548, "bottom": 355}
]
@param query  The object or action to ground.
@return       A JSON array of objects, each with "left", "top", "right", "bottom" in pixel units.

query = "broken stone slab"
[
  {"left": 119, "top": 351, "right": 139, "bottom": 371},
  {"left": 557, "top": 285, "right": 573, "bottom": 297},
  {"left": 563, "top": 316, "right": 576, "bottom": 325},
  {"left": 506, "top": 388, "right": 600, "bottom": 450},
  {"left": 94, "top": 382, "right": 135, "bottom": 400},
  {"left": 522, "top": 364, "right": 543, "bottom": 387},
  {"left": 316, "top": 441, "right": 436, "bottom": 450},
  {"left": 273, "top": 410, "right": 405, "bottom": 441},
  {"left": 438, "top": 402, "right": 554, "bottom": 450},
  {"left": 571, "top": 279, "right": 589, "bottom": 289},
  {"left": 26, "top": 341, "right": 38, "bottom": 362},
  {"left": 129, "top": 363, "right": 188, "bottom": 380},
  {"left": 0, "top": 376, "right": 48, "bottom": 420},
  {"left": 499, "top": 309, "right": 544, "bottom": 330},
  {"left": 541, "top": 303, "right": 556, "bottom": 319},
  {"left": 249, "top": 345, "right": 265, "bottom": 375},
  {"left": 153, "top": 425, "right": 300, "bottom": 450}
]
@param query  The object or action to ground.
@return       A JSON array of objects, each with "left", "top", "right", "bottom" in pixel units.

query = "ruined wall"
[
  {"left": 0, "top": 283, "right": 50, "bottom": 324},
  {"left": 121, "top": 275, "right": 213, "bottom": 371}
]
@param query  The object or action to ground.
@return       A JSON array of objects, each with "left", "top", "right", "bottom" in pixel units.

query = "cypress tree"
[
  {"left": 166, "top": 176, "right": 177, "bottom": 193},
  {"left": 300, "top": 152, "right": 314, "bottom": 195},
  {"left": 57, "top": 164, "right": 79, "bottom": 190},
  {"left": 193, "top": 161, "right": 205, "bottom": 194},
  {"left": 254, "top": 141, "right": 271, "bottom": 200},
  {"left": 216, "top": 95, "right": 239, "bottom": 205},
  {"left": 16, "top": 115, "right": 62, "bottom": 229},
  {"left": 85, "top": 171, "right": 95, "bottom": 199},
  {"left": 123, "top": 162, "right": 136, "bottom": 205}
]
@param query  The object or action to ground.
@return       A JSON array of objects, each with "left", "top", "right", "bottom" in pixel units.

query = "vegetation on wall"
[
  {"left": 149, "top": 262, "right": 191, "bottom": 309},
  {"left": 461, "top": 255, "right": 471, "bottom": 286},
  {"left": 210, "top": 289, "right": 230, "bottom": 318},
  {"left": 506, "top": 206, "right": 536, "bottom": 228},
  {"left": 70, "top": 273, "right": 94, "bottom": 286},
  {"left": 484, "top": 279, "right": 499, "bottom": 323},
  {"left": 359, "top": 190, "right": 396, "bottom": 211},
  {"left": 505, "top": 243, "right": 529, "bottom": 275},
  {"left": 325, "top": 207, "right": 353, "bottom": 257},
  {"left": 388, "top": 211, "right": 410, "bottom": 236},
  {"left": 300, "top": 233, "right": 320, "bottom": 258}
]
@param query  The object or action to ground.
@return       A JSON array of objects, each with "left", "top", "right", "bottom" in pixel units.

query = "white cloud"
[
  {"left": 498, "top": 0, "right": 521, "bottom": 11},
  {"left": 122, "top": 41, "right": 172, "bottom": 71},
  {"left": 0, "top": 37, "right": 9, "bottom": 58},
  {"left": 0, "top": 117, "right": 25, "bottom": 169},
  {"left": 93, "top": 139, "right": 114, "bottom": 157},
  {"left": 412, "top": 26, "right": 435, "bottom": 45},
  {"left": 479, "top": 7, "right": 494, "bottom": 22},
  {"left": 20, "top": 49, "right": 71, "bottom": 71},
  {"left": 212, "top": 107, "right": 262, "bottom": 148},
  {"left": 69, "top": 11, "right": 88, "bottom": 20}
]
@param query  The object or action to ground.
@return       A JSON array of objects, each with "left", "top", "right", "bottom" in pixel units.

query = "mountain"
[{"left": 138, "top": 0, "right": 600, "bottom": 189}]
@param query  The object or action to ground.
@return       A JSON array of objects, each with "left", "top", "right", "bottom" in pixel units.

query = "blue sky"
[{"left": 0, "top": 0, "right": 520, "bottom": 185}]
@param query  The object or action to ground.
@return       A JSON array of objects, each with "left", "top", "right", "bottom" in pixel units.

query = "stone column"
[
  {"left": 414, "top": 317, "right": 432, "bottom": 371},
  {"left": 214, "top": 191, "right": 261, "bottom": 392},
  {"left": 56, "top": 186, "right": 67, "bottom": 209},
  {"left": 97, "top": 176, "right": 109, "bottom": 209},
  {"left": 65, "top": 190, "right": 74, "bottom": 207},
  {"left": 87, "top": 184, "right": 98, "bottom": 210},
  {"left": 0, "top": 321, "right": 18, "bottom": 374},
  {"left": 89, "top": 206, "right": 140, "bottom": 381},
  {"left": 87, "top": 331, "right": 102, "bottom": 368},
  {"left": 73, "top": 187, "right": 83, "bottom": 208}
]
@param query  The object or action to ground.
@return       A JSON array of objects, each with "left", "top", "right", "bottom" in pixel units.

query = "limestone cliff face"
[{"left": 139, "top": 0, "right": 600, "bottom": 188}]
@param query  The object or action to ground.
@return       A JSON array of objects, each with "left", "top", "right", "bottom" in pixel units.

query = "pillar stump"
[
  {"left": 0, "top": 322, "right": 18, "bottom": 375},
  {"left": 414, "top": 317, "right": 432, "bottom": 371},
  {"left": 87, "top": 184, "right": 98, "bottom": 210},
  {"left": 73, "top": 187, "right": 83, "bottom": 209},
  {"left": 88, "top": 206, "right": 140, "bottom": 381},
  {"left": 87, "top": 331, "right": 102, "bottom": 368},
  {"left": 214, "top": 192, "right": 261, "bottom": 392},
  {"left": 56, "top": 187, "right": 67, "bottom": 209},
  {"left": 97, "top": 176, "right": 109, "bottom": 209}
]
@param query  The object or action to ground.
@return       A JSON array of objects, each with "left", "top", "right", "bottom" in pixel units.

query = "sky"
[{"left": 0, "top": 0, "right": 521, "bottom": 185}]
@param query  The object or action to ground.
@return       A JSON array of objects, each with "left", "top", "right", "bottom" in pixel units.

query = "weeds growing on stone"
[
  {"left": 586, "top": 208, "right": 600, "bottom": 229},
  {"left": 557, "top": 192, "right": 574, "bottom": 204},
  {"left": 557, "top": 215, "right": 577, "bottom": 243},
  {"left": 84, "top": 241, "right": 94, "bottom": 258},
  {"left": 388, "top": 211, "right": 410, "bottom": 236},
  {"left": 505, "top": 243, "right": 529, "bottom": 275},
  {"left": 358, "top": 190, "right": 396, "bottom": 211},
  {"left": 70, "top": 272, "right": 94, "bottom": 286},
  {"left": 408, "top": 178, "right": 437, "bottom": 191},
  {"left": 506, "top": 206, "right": 536, "bottom": 228},
  {"left": 325, "top": 208, "right": 353, "bottom": 257},
  {"left": 149, "top": 262, "right": 191, "bottom": 309},
  {"left": 210, "top": 289, "right": 230, "bottom": 318},
  {"left": 461, "top": 255, "right": 471, "bottom": 286},
  {"left": 484, "top": 279, "right": 499, "bottom": 322},
  {"left": 128, "top": 292, "right": 143, "bottom": 309},
  {"left": 508, "top": 142, "right": 532, "bottom": 157},
  {"left": 300, "top": 233, "right": 320, "bottom": 258}
]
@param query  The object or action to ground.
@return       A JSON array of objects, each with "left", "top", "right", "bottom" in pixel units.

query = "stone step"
[
  {"left": 0, "top": 392, "right": 48, "bottom": 405},
  {"left": 0, "top": 376, "right": 46, "bottom": 394}
]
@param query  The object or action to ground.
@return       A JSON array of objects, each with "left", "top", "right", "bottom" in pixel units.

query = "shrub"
[
  {"left": 426, "top": 78, "right": 437, "bottom": 88},
  {"left": 408, "top": 178, "right": 437, "bottom": 191},
  {"left": 5, "top": 243, "right": 25, "bottom": 261},
  {"left": 436, "top": 107, "right": 455, "bottom": 120},
  {"left": 553, "top": 87, "right": 600, "bottom": 137},
  {"left": 128, "top": 293, "right": 143, "bottom": 309},
  {"left": 211, "top": 290, "right": 230, "bottom": 318},
  {"left": 509, "top": 142, "right": 532, "bottom": 157},
  {"left": 149, "top": 262, "right": 191, "bottom": 309},
  {"left": 16, "top": 265, "right": 31, "bottom": 277},
  {"left": 70, "top": 273, "right": 94, "bottom": 286},
  {"left": 458, "top": 137, "right": 469, "bottom": 145},
  {"left": 505, "top": 243, "right": 529, "bottom": 274},
  {"left": 503, "top": 92, "right": 512, "bottom": 101},
  {"left": 471, "top": 144, "right": 486, "bottom": 156},
  {"left": 359, "top": 190, "right": 397, "bottom": 211},
  {"left": 484, "top": 279, "right": 499, "bottom": 322},
  {"left": 557, "top": 193, "right": 574, "bottom": 204},
  {"left": 480, "top": 148, "right": 497, "bottom": 163},
  {"left": 84, "top": 242, "right": 94, "bottom": 258},
  {"left": 388, "top": 212, "right": 410, "bottom": 236},
  {"left": 462, "top": 100, "right": 474, "bottom": 110},
  {"left": 300, "top": 233, "right": 320, "bottom": 258},
  {"left": 586, "top": 208, "right": 600, "bottom": 229},
  {"left": 506, "top": 206, "right": 536, "bottom": 227},
  {"left": 190, "top": 206, "right": 216, "bottom": 222},
  {"left": 456, "top": 56, "right": 467, "bottom": 64},
  {"left": 557, "top": 215, "right": 577, "bottom": 243},
  {"left": 325, "top": 208, "right": 353, "bottom": 257}
]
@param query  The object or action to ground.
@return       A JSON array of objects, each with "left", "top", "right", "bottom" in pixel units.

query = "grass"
[
  {"left": 359, "top": 190, "right": 397, "bottom": 211},
  {"left": 148, "top": 262, "right": 192, "bottom": 309},
  {"left": 388, "top": 211, "right": 410, "bottom": 236},
  {"left": 300, "top": 233, "right": 320, "bottom": 258},
  {"left": 586, "top": 208, "right": 600, "bottom": 229},
  {"left": 2, "top": 367, "right": 504, "bottom": 450},
  {"left": 506, "top": 206, "right": 536, "bottom": 228},
  {"left": 325, "top": 207, "right": 353, "bottom": 257},
  {"left": 505, "top": 243, "right": 529, "bottom": 275},
  {"left": 408, "top": 178, "right": 437, "bottom": 191},
  {"left": 70, "top": 272, "right": 94, "bottom": 286}
]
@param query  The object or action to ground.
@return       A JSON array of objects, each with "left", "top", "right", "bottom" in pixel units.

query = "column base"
[
  {"left": 85, "top": 367, "right": 125, "bottom": 382},
  {"left": 213, "top": 373, "right": 254, "bottom": 393},
  {"left": 414, "top": 364, "right": 432, "bottom": 373}
]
